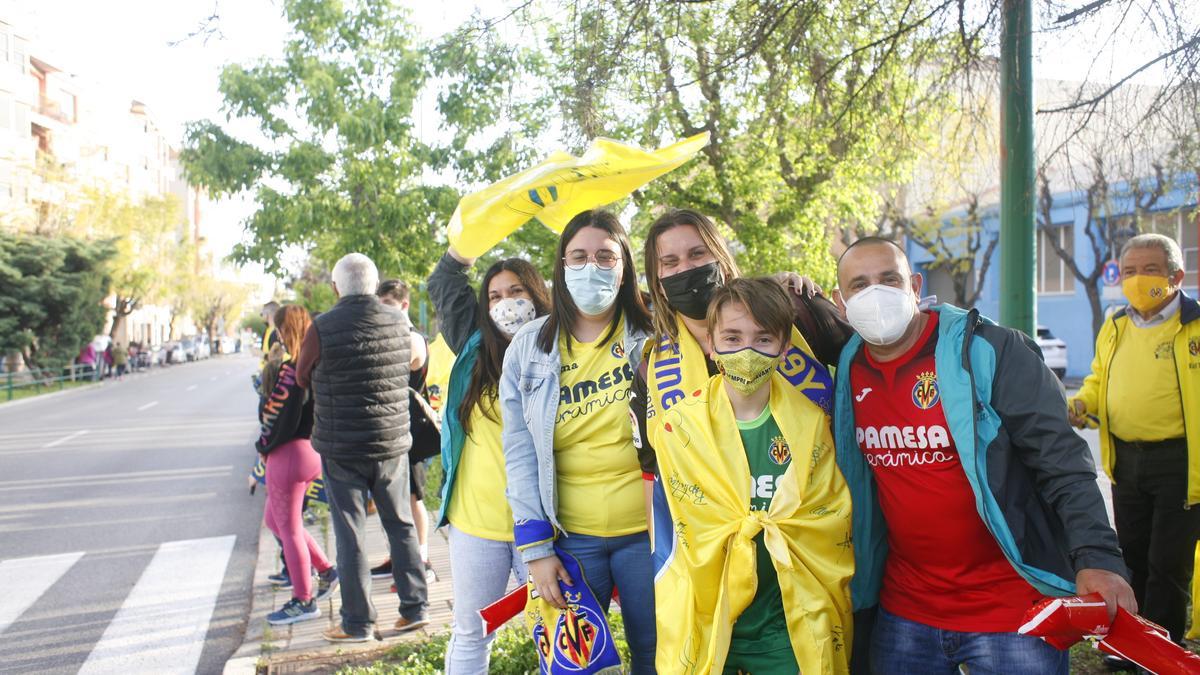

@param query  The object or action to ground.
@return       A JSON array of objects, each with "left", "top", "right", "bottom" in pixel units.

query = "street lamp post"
[{"left": 999, "top": 0, "right": 1036, "bottom": 336}]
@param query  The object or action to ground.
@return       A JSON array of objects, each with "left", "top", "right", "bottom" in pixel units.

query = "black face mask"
[{"left": 660, "top": 262, "right": 723, "bottom": 320}]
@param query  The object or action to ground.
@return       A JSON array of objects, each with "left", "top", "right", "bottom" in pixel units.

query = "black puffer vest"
[{"left": 311, "top": 294, "right": 411, "bottom": 460}]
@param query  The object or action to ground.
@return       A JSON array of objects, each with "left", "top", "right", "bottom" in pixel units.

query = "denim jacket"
[{"left": 500, "top": 315, "right": 648, "bottom": 562}]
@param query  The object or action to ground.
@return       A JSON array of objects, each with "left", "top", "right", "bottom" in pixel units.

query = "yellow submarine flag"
[{"left": 446, "top": 133, "right": 710, "bottom": 257}]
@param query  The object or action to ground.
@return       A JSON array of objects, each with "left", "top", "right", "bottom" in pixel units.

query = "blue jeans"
[
  {"left": 557, "top": 530, "right": 656, "bottom": 674},
  {"left": 444, "top": 525, "right": 527, "bottom": 675},
  {"left": 870, "top": 607, "right": 1068, "bottom": 675}
]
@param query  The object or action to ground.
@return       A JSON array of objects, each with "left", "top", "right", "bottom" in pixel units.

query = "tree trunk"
[{"left": 1086, "top": 282, "right": 1104, "bottom": 338}]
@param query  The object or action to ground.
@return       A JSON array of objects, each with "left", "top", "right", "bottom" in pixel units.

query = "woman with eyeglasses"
[
  {"left": 427, "top": 245, "right": 551, "bottom": 674},
  {"left": 500, "top": 209, "right": 656, "bottom": 672}
]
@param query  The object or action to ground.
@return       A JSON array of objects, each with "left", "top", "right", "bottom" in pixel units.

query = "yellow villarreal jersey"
[
  {"left": 1108, "top": 316, "right": 1185, "bottom": 442},
  {"left": 447, "top": 391, "right": 513, "bottom": 541},
  {"left": 554, "top": 323, "right": 645, "bottom": 537}
]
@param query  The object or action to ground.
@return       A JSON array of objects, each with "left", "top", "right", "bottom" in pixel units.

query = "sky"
[{"left": 16, "top": 0, "right": 1177, "bottom": 280}]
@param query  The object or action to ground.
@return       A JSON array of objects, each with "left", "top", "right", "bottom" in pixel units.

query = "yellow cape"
[{"left": 647, "top": 320, "right": 853, "bottom": 674}]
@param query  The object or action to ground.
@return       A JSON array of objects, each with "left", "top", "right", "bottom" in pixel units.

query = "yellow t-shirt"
[
  {"left": 447, "top": 391, "right": 514, "bottom": 541},
  {"left": 554, "top": 323, "right": 645, "bottom": 536},
  {"left": 1108, "top": 316, "right": 1185, "bottom": 441}
]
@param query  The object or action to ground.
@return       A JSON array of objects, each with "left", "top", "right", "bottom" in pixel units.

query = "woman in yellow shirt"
[
  {"left": 427, "top": 245, "right": 551, "bottom": 673},
  {"left": 500, "top": 210, "right": 656, "bottom": 672}
]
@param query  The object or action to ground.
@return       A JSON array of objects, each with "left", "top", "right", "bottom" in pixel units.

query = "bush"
[{"left": 337, "top": 607, "right": 631, "bottom": 674}]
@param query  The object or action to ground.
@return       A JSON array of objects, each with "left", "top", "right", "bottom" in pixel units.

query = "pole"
[{"left": 999, "top": 0, "right": 1036, "bottom": 336}]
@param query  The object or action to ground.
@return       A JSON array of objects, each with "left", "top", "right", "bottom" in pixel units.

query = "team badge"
[
  {"left": 611, "top": 341, "right": 625, "bottom": 359},
  {"left": 1190, "top": 337, "right": 1200, "bottom": 357},
  {"left": 1155, "top": 342, "right": 1174, "bottom": 360},
  {"left": 768, "top": 435, "right": 791, "bottom": 465},
  {"left": 912, "top": 371, "right": 940, "bottom": 410}
]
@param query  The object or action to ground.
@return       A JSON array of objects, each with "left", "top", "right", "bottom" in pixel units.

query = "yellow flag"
[
  {"left": 446, "top": 133, "right": 710, "bottom": 257},
  {"left": 423, "top": 333, "right": 456, "bottom": 412}
]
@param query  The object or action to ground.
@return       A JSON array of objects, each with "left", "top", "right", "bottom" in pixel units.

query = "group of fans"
[{"left": 249, "top": 206, "right": 1198, "bottom": 675}]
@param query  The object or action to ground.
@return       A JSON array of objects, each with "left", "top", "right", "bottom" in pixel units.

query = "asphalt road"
[{"left": 0, "top": 355, "right": 263, "bottom": 675}]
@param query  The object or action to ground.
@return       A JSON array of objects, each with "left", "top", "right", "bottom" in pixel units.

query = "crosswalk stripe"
[
  {"left": 79, "top": 535, "right": 236, "bottom": 675},
  {"left": 0, "top": 551, "right": 85, "bottom": 635}
]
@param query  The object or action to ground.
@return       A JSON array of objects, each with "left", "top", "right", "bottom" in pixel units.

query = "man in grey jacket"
[{"left": 296, "top": 253, "right": 428, "bottom": 641}]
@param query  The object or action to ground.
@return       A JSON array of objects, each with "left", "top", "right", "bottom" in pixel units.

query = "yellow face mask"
[
  {"left": 1122, "top": 274, "right": 1172, "bottom": 314},
  {"left": 711, "top": 347, "right": 780, "bottom": 396}
]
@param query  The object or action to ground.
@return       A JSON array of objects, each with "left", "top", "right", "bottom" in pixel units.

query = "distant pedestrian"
[
  {"left": 1070, "top": 233, "right": 1200, "bottom": 649},
  {"left": 370, "top": 279, "right": 436, "bottom": 585},
  {"left": 111, "top": 343, "right": 128, "bottom": 380},
  {"left": 258, "top": 304, "right": 338, "bottom": 626},
  {"left": 102, "top": 343, "right": 114, "bottom": 379},
  {"left": 296, "top": 253, "right": 427, "bottom": 642},
  {"left": 78, "top": 343, "right": 97, "bottom": 381}
]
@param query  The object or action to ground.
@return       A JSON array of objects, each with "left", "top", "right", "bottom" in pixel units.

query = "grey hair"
[
  {"left": 331, "top": 253, "right": 380, "bottom": 296},
  {"left": 1120, "top": 233, "right": 1184, "bottom": 275}
]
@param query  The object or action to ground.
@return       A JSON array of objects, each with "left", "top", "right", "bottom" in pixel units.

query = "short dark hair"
[
  {"left": 706, "top": 277, "right": 793, "bottom": 344},
  {"left": 377, "top": 279, "right": 410, "bottom": 304},
  {"left": 836, "top": 236, "right": 906, "bottom": 267}
]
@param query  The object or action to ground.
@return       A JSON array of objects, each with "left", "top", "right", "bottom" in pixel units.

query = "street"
[{"left": 0, "top": 355, "right": 263, "bottom": 675}]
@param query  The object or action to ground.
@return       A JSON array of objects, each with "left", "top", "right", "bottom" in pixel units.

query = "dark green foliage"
[{"left": 0, "top": 232, "right": 114, "bottom": 368}]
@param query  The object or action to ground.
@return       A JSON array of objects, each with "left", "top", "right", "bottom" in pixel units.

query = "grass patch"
[{"left": 0, "top": 379, "right": 95, "bottom": 404}]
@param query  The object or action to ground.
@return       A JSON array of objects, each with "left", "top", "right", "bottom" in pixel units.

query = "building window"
[
  {"left": 1038, "top": 224, "right": 1075, "bottom": 294},
  {"left": 0, "top": 92, "right": 10, "bottom": 129},
  {"left": 1144, "top": 209, "right": 1197, "bottom": 275}
]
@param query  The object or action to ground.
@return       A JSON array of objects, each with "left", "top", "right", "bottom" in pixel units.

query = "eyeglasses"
[{"left": 563, "top": 250, "right": 621, "bottom": 270}]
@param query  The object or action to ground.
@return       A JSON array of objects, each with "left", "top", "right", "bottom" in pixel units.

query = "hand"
[
  {"left": 529, "top": 555, "right": 573, "bottom": 610},
  {"left": 1076, "top": 568, "right": 1138, "bottom": 621},
  {"left": 773, "top": 272, "right": 822, "bottom": 298},
  {"left": 1067, "top": 399, "right": 1089, "bottom": 428}
]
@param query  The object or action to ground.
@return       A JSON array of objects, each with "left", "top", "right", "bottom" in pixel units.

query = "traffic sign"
[{"left": 1102, "top": 260, "right": 1121, "bottom": 286}]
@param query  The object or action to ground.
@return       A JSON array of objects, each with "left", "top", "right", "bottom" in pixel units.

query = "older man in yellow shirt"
[{"left": 1070, "top": 233, "right": 1200, "bottom": 646}]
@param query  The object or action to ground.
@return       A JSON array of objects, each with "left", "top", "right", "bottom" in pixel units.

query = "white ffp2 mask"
[{"left": 844, "top": 284, "right": 918, "bottom": 346}]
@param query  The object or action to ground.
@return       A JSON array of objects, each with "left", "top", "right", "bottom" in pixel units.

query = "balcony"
[{"left": 36, "top": 96, "right": 72, "bottom": 124}]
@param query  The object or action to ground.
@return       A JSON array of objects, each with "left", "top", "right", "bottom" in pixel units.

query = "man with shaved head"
[{"left": 830, "top": 237, "right": 1134, "bottom": 674}]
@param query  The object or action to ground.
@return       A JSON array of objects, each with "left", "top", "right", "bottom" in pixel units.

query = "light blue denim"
[
  {"left": 869, "top": 606, "right": 1069, "bottom": 675},
  {"left": 557, "top": 531, "right": 657, "bottom": 675},
  {"left": 443, "top": 525, "right": 527, "bottom": 675},
  {"left": 498, "top": 315, "right": 647, "bottom": 562}
]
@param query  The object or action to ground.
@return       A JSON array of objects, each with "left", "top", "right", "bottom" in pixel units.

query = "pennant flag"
[{"left": 447, "top": 133, "right": 710, "bottom": 257}]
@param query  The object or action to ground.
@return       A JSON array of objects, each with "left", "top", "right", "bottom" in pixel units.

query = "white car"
[{"left": 1036, "top": 326, "right": 1068, "bottom": 380}]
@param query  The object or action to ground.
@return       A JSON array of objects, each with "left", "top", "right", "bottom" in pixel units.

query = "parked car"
[
  {"left": 180, "top": 338, "right": 197, "bottom": 362},
  {"left": 1036, "top": 325, "right": 1068, "bottom": 380},
  {"left": 165, "top": 342, "right": 186, "bottom": 364}
]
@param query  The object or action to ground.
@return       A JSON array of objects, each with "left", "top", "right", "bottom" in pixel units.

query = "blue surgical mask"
[{"left": 564, "top": 264, "right": 620, "bottom": 315}]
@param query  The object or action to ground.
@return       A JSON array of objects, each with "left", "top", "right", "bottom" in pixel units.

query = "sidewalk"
[{"left": 224, "top": 507, "right": 454, "bottom": 674}]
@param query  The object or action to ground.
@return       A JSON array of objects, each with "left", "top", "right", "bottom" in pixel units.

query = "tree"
[
  {"left": 180, "top": 0, "right": 459, "bottom": 284},
  {"left": 1036, "top": 157, "right": 1169, "bottom": 337},
  {"left": 188, "top": 276, "right": 253, "bottom": 343},
  {"left": 71, "top": 190, "right": 187, "bottom": 340},
  {"left": 0, "top": 232, "right": 114, "bottom": 369},
  {"left": 893, "top": 196, "right": 998, "bottom": 308}
]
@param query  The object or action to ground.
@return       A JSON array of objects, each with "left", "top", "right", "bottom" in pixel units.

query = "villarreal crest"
[{"left": 912, "top": 371, "right": 940, "bottom": 410}]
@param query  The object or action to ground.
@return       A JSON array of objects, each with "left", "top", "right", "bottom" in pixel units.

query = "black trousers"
[{"left": 1112, "top": 436, "right": 1200, "bottom": 642}]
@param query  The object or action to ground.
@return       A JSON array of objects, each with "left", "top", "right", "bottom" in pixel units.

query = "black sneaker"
[
  {"left": 315, "top": 567, "right": 339, "bottom": 602},
  {"left": 369, "top": 559, "right": 392, "bottom": 580},
  {"left": 266, "top": 598, "right": 319, "bottom": 625}
]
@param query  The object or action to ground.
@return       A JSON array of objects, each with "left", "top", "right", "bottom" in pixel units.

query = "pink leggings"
[{"left": 264, "top": 438, "right": 332, "bottom": 601}]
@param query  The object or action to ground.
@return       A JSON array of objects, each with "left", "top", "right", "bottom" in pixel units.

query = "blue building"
[{"left": 905, "top": 177, "right": 1198, "bottom": 379}]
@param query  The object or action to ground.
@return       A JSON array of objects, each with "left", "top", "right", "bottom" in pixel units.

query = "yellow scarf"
[{"left": 647, "top": 319, "right": 853, "bottom": 674}]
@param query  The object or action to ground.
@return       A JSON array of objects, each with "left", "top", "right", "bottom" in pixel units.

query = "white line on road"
[
  {"left": 136, "top": 401, "right": 158, "bottom": 412},
  {"left": 185, "top": 384, "right": 197, "bottom": 391},
  {"left": 0, "top": 551, "right": 85, "bottom": 635},
  {"left": 42, "top": 430, "right": 88, "bottom": 448},
  {"left": 79, "top": 535, "right": 236, "bottom": 675}
]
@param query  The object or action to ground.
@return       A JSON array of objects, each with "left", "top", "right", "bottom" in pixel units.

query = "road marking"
[
  {"left": 0, "top": 551, "right": 85, "bottom": 635},
  {"left": 43, "top": 430, "right": 88, "bottom": 448},
  {"left": 185, "top": 385, "right": 197, "bottom": 392},
  {"left": 137, "top": 401, "right": 158, "bottom": 412},
  {"left": 79, "top": 535, "right": 236, "bottom": 675}
]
